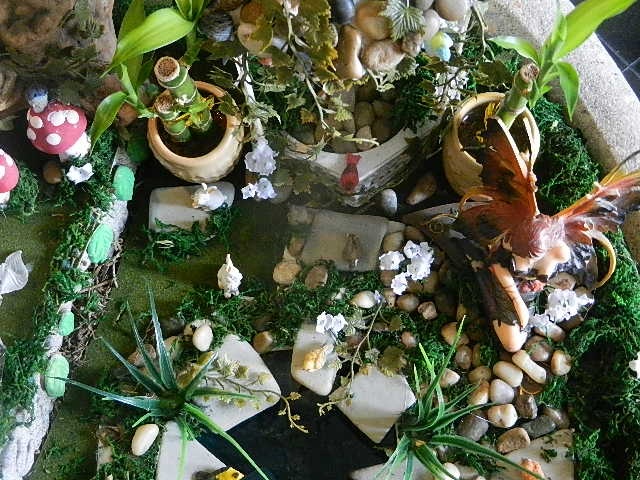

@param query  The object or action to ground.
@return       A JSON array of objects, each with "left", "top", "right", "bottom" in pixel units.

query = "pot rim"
[{"left": 147, "top": 81, "right": 242, "bottom": 167}]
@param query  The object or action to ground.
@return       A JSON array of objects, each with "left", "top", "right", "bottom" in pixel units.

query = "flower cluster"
[
  {"left": 244, "top": 136, "right": 277, "bottom": 176},
  {"left": 315, "top": 311, "right": 347, "bottom": 336},
  {"left": 379, "top": 240, "right": 435, "bottom": 295},
  {"left": 530, "top": 287, "right": 593, "bottom": 326},
  {"left": 241, "top": 177, "right": 277, "bottom": 200}
]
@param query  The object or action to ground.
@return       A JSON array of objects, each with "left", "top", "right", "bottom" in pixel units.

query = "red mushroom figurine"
[
  {"left": 25, "top": 87, "right": 90, "bottom": 161},
  {"left": 0, "top": 149, "right": 19, "bottom": 206}
]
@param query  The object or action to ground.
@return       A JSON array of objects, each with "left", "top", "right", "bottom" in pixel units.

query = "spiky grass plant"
[
  {"left": 62, "top": 289, "right": 270, "bottom": 480},
  {"left": 377, "top": 323, "right": 544, "bottom": 480}
]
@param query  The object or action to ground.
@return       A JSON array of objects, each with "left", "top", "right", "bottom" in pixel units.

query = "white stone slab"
[
  {"left": 148, "top": 183, "right": 235, "bottom": 231},
  {"left": 195, "top": 335, "right": 280, "bottom": 432},
  {"left": 156, "top": 421, "right": 225, "bottom": 480},
  {"left": 300, "top": 210, "right": 390, "bottom": 271},
  {"left": 333, "top": 366, "right": 416, "bottom": 444},
  {"left": 350, "top": 459, "right": 432, "bottom": 480},
  {"left": 291, "top": 323, "right": 339, "bottom": 396},
  {"left": 491, "top": 429, "right": 574, "bottom": 480}
]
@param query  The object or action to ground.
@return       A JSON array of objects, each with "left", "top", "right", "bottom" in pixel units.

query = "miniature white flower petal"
[
  {"left": 403, "top": 241, "right": 421, "bottom": 259},
  {"left": 406, "top": 255, "right": 432, "bottom": 281},
  {"left": 255, "top": 177, "right": 277, "bottom": 199},
  {"left": 46, "top": 133, "right": 62, "bottom": 146},
  {"left": 330, "top": 313, "right": 347, "bottom": 334},
  {"left": 418, "top": 241, "right": 435, "bottom": 259},
  {"left": 48, "top": 111, "right": 66, "bottom": 127},
  {"left": 66, "top": 163, "right": 94, "bottom": 184},
  {"left": 0, "top": 251, "right": 29, "bottom": 295},
  {"left": 379, "top": 251, "right": 405, "bottom": 270},
  {"left": 544, "top": 288, "right": 594, "bottom": 322},
  {"left": 391, "top": 272, "right": 409, "bottom": 295},
  {"left": 316, "top": 311, "right": 331, "bottom": 333},
  {"left": 29, "top": 115, "right": 43, "bottom": 129},
  {"left": 192, "top": 184, "right": 226, "bottom": 211},
  {"left": 241, "top": 183, "right": 258, "bottom": 199}
]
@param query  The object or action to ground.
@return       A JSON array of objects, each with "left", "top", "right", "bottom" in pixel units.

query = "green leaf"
[
  {"left": 89, "top": 91, "right": 127, "bottom": 148},
  {"left": 413, "top": 444, "right": 456, "bottom": 480},
  {"left": 189, "top": 387, "right": 254, "bottom": 400},
  {"left": 556, "top": 61, "right": 580, "bottom": 119},
  {"left": 147, "top": 286, "right": 179, "bottom": 390},
  {"left": 430, "top": 434, "right": 547, "bottom": 480},
  {"left": 128, "top": 304, "right": 162, "bottom": 383},
  {"left": 545, "top": 8, "right": 568, "bottom": 61},
  {"left": 382, "top": 0, "right": 425, "bottom": 41},
  {"left": 119, "top": 0, "right": 145, "bottom": 39},
  {"left": 62, "top": 377, "right": 164, "bottom": 413},
  {"left": 109, "top": 8, "right": 194, "bottom": 70},
  {"left": 131, "top": 412, "right": 155, "bottom": 428},
  {"left": 101, "top": 337, "right": 166, "bottom": 395},
  {"left": 559, "top": 0, "right": 637, "bottom": 58},
  {"left": 490, "top": 36, "right": 539, "bottom": 63},
  {"left": 183, "top": 353, "right": 218, "bottom": 399}
]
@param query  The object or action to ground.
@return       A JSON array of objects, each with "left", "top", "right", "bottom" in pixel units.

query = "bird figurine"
[{"left": 340, "top": 152, "right": 361, "bottom": 193}]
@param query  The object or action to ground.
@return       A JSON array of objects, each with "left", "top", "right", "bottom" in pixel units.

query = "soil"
[{"left": 158, "top": 109, "right": 226, "bottom": 158}]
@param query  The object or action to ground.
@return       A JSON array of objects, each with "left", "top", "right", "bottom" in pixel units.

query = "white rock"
[
  {"left": 0, "top": 251, "right": 29, "bottom": 297},
  {"left": 333, "top": 366, "right": 416, "bottom": 443},
  {"left": 131, "top": 423, "right": 159, "bottom": 456},
  {"left": 491, "top": 429, "right": 574, "bottom": 480},
  {"left": 512, "top": 350, "right": 547, "bottom": 385},
  {"left": 194, "top": 335, "right": 280, "bottom": 431},
  {"left": 439, "top": 368, "right": 461, "bottom": 388},
  {"left": 487, "top": 404, "right": 518, "bottom": 429},
  {"left": 351, "top": 290, "right": 378, "bottom": 309},
  {"left": 468, "top": 380, "right": 489, "bottom": 406},
  {"left": 192, "top": 324, "right": 213, "bottom": 352},
  {"left": 148, "top": 183, "right": 234, "bottom": 231},
  {"left": 350, "top": 459, "right": 432, "bottom": 479},
  {"left": 534, "top": 323, "right": 566, "bottom": 342},
  {"left": 441, "top": 463, "right": 460, "bottom": 479},
  {"left": 524, "top": 335, "right": 553, "bottom": 362},
  {"left": 492, "top": 361, "right": 523, "bottom": 387},
  {"left": 455, "top": 345, "right": 472, "bottom": 370},
  {"left": 489, "top": 379, "right": 515, "bottom": 404},
  {"left": 66, "top": 163, "right": 93, "bottom": 184},
  {"left": 551, "top": 350, "right": 572, "bottom": 376},
  {"left": 468, "top": 366, "right": 492, "bottom": 384},
  {"left": 156, "top": 421, "right": 225, "bottom": 480},
  {"left": 291, "top": 323, "right": 339, "bottom": 396}
]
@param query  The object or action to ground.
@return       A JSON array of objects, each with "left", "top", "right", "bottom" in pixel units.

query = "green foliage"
[
  {"left": 141, "top": 207, "right": 237, "bottom": 270},
  {"left": 531, "top": 96, "right": 602, "bottom": 213},
  {"left": 570, "top": 429, "right": 615, "bottom": 480},
  {"left": 5, "top": 161, "right": 40, "bottom": 217},
  {"left": 391, "top": 54, "right": 439, "bottom": 131},
  {"left": 382, "top": 0, "right": 425, "bottom": 41}
]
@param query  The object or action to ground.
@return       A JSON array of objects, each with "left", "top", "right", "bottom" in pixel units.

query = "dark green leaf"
[
  {"left": 128, "top": 303, "right": 162, "bottom": 383},
  {"left": 62, "top": 377, "right": 164, "bottom": 413},
  {"left": 147, "top": 286, "right": 179, "bottom": 389},
  {"left": 101, "top": 337, "right": 166, "bottom": 394}
]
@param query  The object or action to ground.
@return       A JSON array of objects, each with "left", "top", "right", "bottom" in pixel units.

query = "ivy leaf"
[
  {"left": 383, "top": 0, "right": 425, "bottom": 41},
  {"left": 285, "top": 93, "right": 306, "bottom": 111},
  {"left": 300, "top": 108, "right": 316, "bottom": 124},
  {"left": 202, "top": 39, "right": 246, "bottom": 60}
]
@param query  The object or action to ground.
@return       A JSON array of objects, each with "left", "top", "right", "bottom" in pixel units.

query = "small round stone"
[
  {"left": 288, "top": 237, "right": 306, "bottom": 257},
  {"left": 42, "top": 160, "right": 62, "bottom": 184},
  {"left": 273, "top": 261, "right": 301, "bottom": 285},
  {"left": 455, "top": 345, "right": 472, "bottom": 370},
  {"left": 192, "top": 324, "right": 214, "bottom": 352},
  {"left": 401, "top": 331, "right": 418, "bottom": 349},
  {"left": 379, "top": 189, "right": 398, "bottom": 216},
  {"left": 468, "top": 366, "right": 492, "bottom": 384},
  {"left": 512, "top": 350, "right": 547, "bottom": 385},
  {"left": 493, "top": 361, "right": 523, "bottom": 387},
  {"left": 524, "top": 335, "right": 553, "bottom": 362},
  {"left": 490, "top": 379, "right": 515, "bottom": 404},
  {"left": 441, "top": 322, "right": 469, "bottom": 346},
  {"left": 253, "top": 331, "right": 274, "bottom": 354},
  {"left": 44, "top": 354, "right": 69, "bottom": 398},
  {"left": 58, "top": 311, "right": 75, "bottom": 336},
  {"left": 439, "top": 367, "right": 460, "bottom": 387},
  {"left": 457, "top": 412, "right": 488, "bottom": 441},
  {"left": 305, "top": 264, "right": 329, "bottom": 290},
  {"left": 382, "top": 231, "right": 404, "bottom": 252},
  {"left": 487, "top": 404, "right": 518, "bottom": 428},
  {"left": 382, "top": 288, "right": 396, "bottom": 307},
  {"left": 404, "top": 225, "right": 426, "bottom": 242},
  {"left": 397, "top": 293, "right": 420, "bottom": 312},
  {"left": 351, "top": 290, "right": 377, "bottom": 309},
  {"left": 418, "top": 301, "right": 438, "bottom": 321},
  {"left": 435, "top": 0, "right": 469, "bottom": 21},
  {"left": 496, "top": 427, "right": 530, "bottom": 454},
  {"left": 131, "top": 424, "right": 159, "bottom": 456},
  {"left": 551, "top": 350, "right": 572, "bottom": 376},
  {"left": 468, "top": 380, "right": 489, "bottom": 406}
]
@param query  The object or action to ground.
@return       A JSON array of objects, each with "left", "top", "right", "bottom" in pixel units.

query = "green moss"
[{"left": 5, "top": 160, "right": 40, "bottom": 217}]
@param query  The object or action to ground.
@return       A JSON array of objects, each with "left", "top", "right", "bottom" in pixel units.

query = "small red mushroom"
[
  {"left": 0, "top": 149, "right": 19, "bottom": 206},
  {"left": 25, "top": 88, "right": 89, "bottom": 161}
]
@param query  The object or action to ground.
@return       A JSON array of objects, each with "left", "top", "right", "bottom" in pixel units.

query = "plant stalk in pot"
[
  {"left": 148, "top": 56, "right": 243, "bottom": 183},
  {"left": 443, "top": 0, "right": 637, "bottom": 197}
]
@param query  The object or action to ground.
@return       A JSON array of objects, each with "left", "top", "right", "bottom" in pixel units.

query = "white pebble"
[
  {"left": 490, "top": 379, "right": 515, "bottom": 404},
  {"left": 471, "top": 343, "right": 484, "bottom": 367},
  {"left": 455, "top": 345, "right": 472, "bottom": 370},
  {"left": 439, "top": 368, "right": 460, "bottom": 388},
  {"left": 468, "top": 366, "right": 492, "bottom": 384},
  {"left": 512, "top": 350, "right": 547, "bottom": 385},
  {"left": 492, "top": 361, "right": 523, "bottom": 387},
  {"left": 192, "top": 324, "right": 213, "bottom": 351},
  {"left": 487, "top": 404, "right": 518, "bottom": 428},
  {"left": 551, "top": 350, "right": 572, "bottom": 376},
  {"left": 534, "top": 323, "right": 566, "bottom": 342},
  {"left": 524, "top": 335, "right": 553, "bottom": 362},
  {"left": 468, "top": 380, "right": 489, "bottom": 406},
  {"left": 131, "top": 423, "right": 159, "bottom": 456},
  {"left": 350, "top": 290, "right": 377, "bottom": 309},
  {"left": 441, "top": 463, "right": 460, "bottom": 479}
]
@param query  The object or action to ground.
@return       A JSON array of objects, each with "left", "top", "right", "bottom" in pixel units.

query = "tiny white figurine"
[
  {"left": 217, "top": 254, "right": 242, "bottom": 298},
  {"left": 0, "top": 251, "right": 29, "bottom": 306},
  {"left": 191, "top": 183, "right": 227, "bottom": 211}
]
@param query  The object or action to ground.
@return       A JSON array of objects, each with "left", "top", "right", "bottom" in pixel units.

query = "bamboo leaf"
[
  {"left": 490, "top": 36, "right": 539, "bottom": 63},
  {"left": 119, "top": 0, "right": 145, "bottom": 39},
  {"left": 556, "top": 61, "right": 580, "bottom": 119},
  {"left": 89, "top": 92, "right": 127, "bottom": 148},
  {"left": 430, "top": 434, "right": 547, "bottom": 480},
  {"left": 110, "top": 8, "right": 194, "bottom": 70},
  {"left": 147, "top": 286, "right": 179, "bottom": 390},
  {"left": 101, "top": 337, "right": 166, "bottom": 394},
  {"left": 559, "top": 0, "right": 636, "bottom": 58}
]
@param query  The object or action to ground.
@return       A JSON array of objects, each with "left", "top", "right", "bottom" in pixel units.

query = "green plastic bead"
[
  {"left": 113, "top": 165, "right": 135, "bottom": 201},
  {"left": 58, "top": 311, "right": 75, "bottom": 336},
  {"left": 87, "top": 224, "right": 114, "bottom": 264},
  {"left": 44, "top": 354, "right": 69, "bottom": 398}
]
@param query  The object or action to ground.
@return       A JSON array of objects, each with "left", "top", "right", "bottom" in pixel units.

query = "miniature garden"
[{"left": 1, "top": 0, "right": 640, "bottom": 479}]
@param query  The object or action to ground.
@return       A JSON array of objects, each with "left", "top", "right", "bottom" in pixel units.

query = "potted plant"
[{"left": 442, "top": 0, "right": 636, "bottom": 196}]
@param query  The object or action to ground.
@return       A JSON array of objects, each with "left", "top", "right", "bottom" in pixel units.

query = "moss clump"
[
  {"left": 532, "top": 97, "right": 602, "bottom": 214},
  {"left": 5, "top": 161, "right": 40, "bottom": 217}
]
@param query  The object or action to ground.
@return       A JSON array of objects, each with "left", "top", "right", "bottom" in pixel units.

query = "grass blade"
[
  {"left": 413, "top": 443, "right": 456, "bottom": 480},
  {"left": 176, "top": 418, "right": 190, "bottom": 480},
  {"left": 101, "top": 337, "right": 166, "bottom": 395},
  {"left": 147, "top": 286, "right": 178, "bottom": 390},
  {"left": 131, "top": 412, "right": 155, "bottom": 428},
  {"left": 127, "top": 302, "right": 162, "bottom": 384},
  {"left": 62, "top": 377, "right": 163, "bottom": 413},
  {"left": 375, "top": 435, "right": 409, "bottom": 480}
]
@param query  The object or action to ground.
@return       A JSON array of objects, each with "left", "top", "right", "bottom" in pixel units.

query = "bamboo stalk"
[
  {"left": 496, "top": 63, "right": 539, "bottom": 129},
  {"left": 154, "top": 92, "right": 191, "bottom": 143}
]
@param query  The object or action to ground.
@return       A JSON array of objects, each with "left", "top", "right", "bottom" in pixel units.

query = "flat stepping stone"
[
  {"left": 148, "top": 183, "right": 235, "bottom": 231},
  {"left": 491, "top": 429, "right": 573, "bottom": 480},
  {"left": 350, "top": 459, "right": 431, "bottom": 479},
  {"left": 300, "top": 210, "right": 391, "bottom": 271},
  {"left": 291, "top": 323, "right": 339, "bottom": 396},
  {"left": 195, "top": 335, "right": 280, "bottom": 431},
  {"left": 332, "top": 366, "right": 416, "bottom": 443},
  {"left": 156, "top": 421, "right": 225, "bottom": 480}
]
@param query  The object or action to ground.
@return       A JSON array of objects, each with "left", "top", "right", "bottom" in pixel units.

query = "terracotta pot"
[
  {"left": 148, "top": 81, "right": 244, "bottom": 183},
  {"left": 442, "top": 92, "right": 540, "bottom": 196}
]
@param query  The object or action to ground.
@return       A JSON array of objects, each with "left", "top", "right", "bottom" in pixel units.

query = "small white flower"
[
  {"left": 529, "top": 313, "right": 552, "bottom": 329},
  {"left": 241, "top": 183, "right": 257, "bottom": 199},
  {"left": 379, "top": 251, "right": 405, "bottom": 270},
  {"left": 244, "top": 136, "right": 277, "bottom": 176},
  {"left": 545, "top": 288, "right": 593, "bottom": 322},
  {"left": 403, "top": 241, "right": 422, "bottom": 259},
  {"left": 630, "top": 352, "right": 640, "bottom": 379},
  {"left": 316, "top": 311, "right": 347, "bottom": 335},
  {"left": 255, "top": 177, "right": 277, "bottom": 199},
  {"left": 406, "top": 255, "right": 432, "bottom": 281},
  {"left": 66, "top": 163, "right": 93, "bottom": 184},
  {"left": 391, "top": 272, "right": 409, "bottom": 295}
]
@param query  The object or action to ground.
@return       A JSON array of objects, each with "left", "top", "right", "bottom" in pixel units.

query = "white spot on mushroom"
[
  {"left": 5, "top": 156, "right": 13, "bottom": 167},
  {"left": 26, "top": 128, "right": 36, "bottom": 141},
  {"left": 48, "top": 111, "right": 66, "bottom": 127},
  {"left": 29, "top": 115, "right": 43, "bottom": 129},
  {"left": 0, "top": 165, "right": 5, "bottom": 179},
  {"left": 65, "top": 110, "right": 80, "bottom": 125},
  {"left": 46, "top": 133, "right": 62, "bottom": 146}
]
